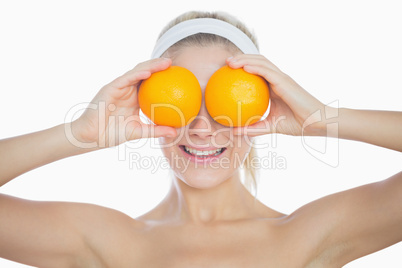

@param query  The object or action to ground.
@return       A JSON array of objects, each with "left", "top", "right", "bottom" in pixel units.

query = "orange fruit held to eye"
[
  {"left": 138, "top": 66, "right": 202, "bottom": 128},
  {"left": 205, "top": 65, "right": 270, "bottom": 127}
]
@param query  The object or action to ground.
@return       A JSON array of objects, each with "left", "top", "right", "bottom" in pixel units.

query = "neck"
[{"left": 155, "top": 171, "right": 260, "bottom": 224}]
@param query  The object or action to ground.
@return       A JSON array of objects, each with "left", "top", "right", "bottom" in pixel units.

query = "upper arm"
[
  {"left": 287, "top": 171, "right": 402, "bottom": 266},
  {"left": 336, "top": 171, "right": 402, "bottom": 263},
  {"left": 0, "top": 194, "right": 97, "bottom": 267}
]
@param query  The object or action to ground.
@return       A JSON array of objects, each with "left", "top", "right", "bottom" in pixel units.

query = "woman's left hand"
[{"left": 226, "top": 54, "right": 327, "bottom": 137}]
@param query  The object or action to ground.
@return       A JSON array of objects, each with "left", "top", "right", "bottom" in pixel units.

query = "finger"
[
  {"left": 140, "top": 124, "right": 177, "bottom": 139},
  {"left": 110, "top": 58, "right": 172, "bottom": 89},
  {"left": 110, "top": 71, "right": 151, "bottom": 90},
  {"left": 242, "top": 64, "right": 284, "bottom": 86},
  {"left": 234, "top": 54, "right": 281, "bottom": 72},
  {"left": 129, "top": 57, "right": 172, "bottom": 76},
  {"left": 226, "top": 57, "right": 284, "bottom": 86},
  {"left": 232, "top": 120, "right": 272, "bottom": 137},
  {"left": 227, "top": 54, "right": 282, "bottom": 73}
]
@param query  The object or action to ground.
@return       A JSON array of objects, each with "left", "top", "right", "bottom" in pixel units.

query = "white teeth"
[{"left": 184, "top": 146, "right": 222, "bottom": 156}]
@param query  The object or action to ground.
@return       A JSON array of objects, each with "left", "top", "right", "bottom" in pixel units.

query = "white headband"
[{"left": 151, "top": 18, "right": 259, "bottom": 58}]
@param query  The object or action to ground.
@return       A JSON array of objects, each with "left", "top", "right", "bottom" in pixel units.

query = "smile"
[{"left": 179, "top": 145, "right": 227, "bottom": 162}]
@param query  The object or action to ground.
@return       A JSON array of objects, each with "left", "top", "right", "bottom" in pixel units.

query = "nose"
[{"left": 187, "top": 102, "right": 216, "bottom": 139}]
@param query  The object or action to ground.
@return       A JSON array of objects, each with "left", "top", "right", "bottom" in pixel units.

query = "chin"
[{"left": 174, "top": 169, "right": 233, "bottom": 189}]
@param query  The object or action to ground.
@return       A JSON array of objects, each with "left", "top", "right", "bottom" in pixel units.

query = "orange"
[
  {"left": 205, "top": 65, "right": 270, "bottom": 127},
  {"left": 138, "top": 66, "right": 202, "bottom": 128}
]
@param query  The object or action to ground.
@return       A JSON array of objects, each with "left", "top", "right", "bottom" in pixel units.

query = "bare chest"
[{"left": 117, "top": 221, "right": 317, "bottom": 268}]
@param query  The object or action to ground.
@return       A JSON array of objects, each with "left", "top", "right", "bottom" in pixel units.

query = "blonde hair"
[
  {"left": 158, "top": 11, "right": 259, "bottom": 58},
  {"left": 158, "top": 11, "right": 260, "bottom": 195}
]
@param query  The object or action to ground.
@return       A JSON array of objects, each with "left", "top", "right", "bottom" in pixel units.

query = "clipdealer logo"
[{"left": 301, "top": 100, "right": 339, "bottom": 167}]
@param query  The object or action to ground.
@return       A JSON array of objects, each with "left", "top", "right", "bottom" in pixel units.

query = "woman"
[{"left": 0, "top": 11, "right": 401, "bottom": 267}]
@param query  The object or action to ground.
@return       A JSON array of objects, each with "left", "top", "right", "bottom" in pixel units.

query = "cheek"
[
  {"left": 158, "top": 134, "right": 183, "bottom": 148},
  {"left": 232, "top": 136, "right": 252, "bottom": 152},
  {"left": 229, "top": 137, "right": 253, "bottom": 163}
]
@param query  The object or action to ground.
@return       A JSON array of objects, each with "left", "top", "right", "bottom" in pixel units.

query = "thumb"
[
  {"left": 142, "top": 124, "right": 177, "bottom": 139},
  {"left": 232, "top": 120, "right": 272, "bottom": 137}
]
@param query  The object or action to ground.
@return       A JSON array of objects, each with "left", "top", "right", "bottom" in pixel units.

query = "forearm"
[
  {"left": 326, "top": 108, "right": 402, "bottom": 151},
  {"left": 0, "top": 123, "right": 97, "bottom": 186}
]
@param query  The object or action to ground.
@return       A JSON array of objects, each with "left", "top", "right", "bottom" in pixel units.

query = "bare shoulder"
[
  {"left": 50, "top": 200, "right": 147, "bottom": 265},
  {"left": 0, "top": 194, "right": 145, "bottom": 267},
  {"left": 280, "top": 171, "right": 402, "bottom": 266}
]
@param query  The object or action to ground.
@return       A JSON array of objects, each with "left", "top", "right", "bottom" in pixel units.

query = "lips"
[
  {"left": 179, "top": 145, "right": 227, "bottom": 162},
  {"left": 182, "top": 145, "right": 223, "bottom": 157}
]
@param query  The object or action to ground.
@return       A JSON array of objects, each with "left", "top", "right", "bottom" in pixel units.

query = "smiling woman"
[
  {"left": 153, "top": 11, "right": 264, "bottom": 195},
  {"left": 0, "top": 5, "right": 402, "bottom": 268}
]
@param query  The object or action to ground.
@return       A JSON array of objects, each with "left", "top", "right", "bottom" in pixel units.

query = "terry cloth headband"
[{"left": 151, "top": 18, "right": 259, "bottom": 58}]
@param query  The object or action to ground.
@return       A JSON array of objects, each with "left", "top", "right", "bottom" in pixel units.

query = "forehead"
[{"left": 171, "top": 46, "right": 235, "bottom": 88}]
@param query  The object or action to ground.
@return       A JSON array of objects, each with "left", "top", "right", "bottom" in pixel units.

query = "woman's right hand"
[{"left": 71, "top": 58, "right": 177, "bottom": 148}]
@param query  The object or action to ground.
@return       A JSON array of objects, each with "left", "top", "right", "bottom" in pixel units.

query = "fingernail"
[{"left": 227, "top": 56, "right": 237, "bottom": 63}]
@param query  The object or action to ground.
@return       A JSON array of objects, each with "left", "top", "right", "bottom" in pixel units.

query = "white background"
[{"left": 0, "top": 0, "right": 401, "bottom": 267}]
